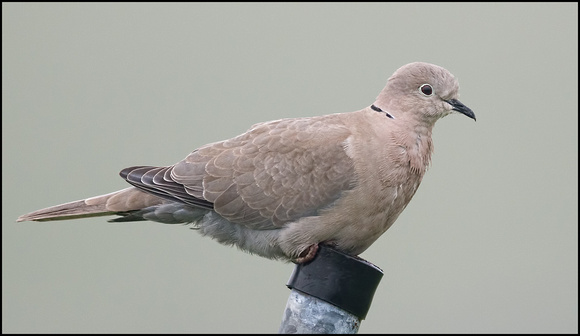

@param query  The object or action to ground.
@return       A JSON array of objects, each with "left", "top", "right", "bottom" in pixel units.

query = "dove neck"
[{"left": 372, "top": 101, "right": 437, "bottom": 131}]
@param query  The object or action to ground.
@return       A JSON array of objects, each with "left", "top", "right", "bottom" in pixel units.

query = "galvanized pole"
[{"left": 278, "top": 245, "right": 383, "bottom": 334}]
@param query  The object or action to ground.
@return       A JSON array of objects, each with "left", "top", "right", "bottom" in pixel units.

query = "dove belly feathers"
[
  {"left": 17, "top": 62, "right": 475, "bottom": 263},
  {"left": 293, "top": 109, "right": 431, "bottom": 257}
]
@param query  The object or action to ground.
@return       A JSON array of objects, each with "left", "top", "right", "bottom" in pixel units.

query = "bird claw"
[{"left": 294, "top": 244, "right": 319, "bottom": 264}]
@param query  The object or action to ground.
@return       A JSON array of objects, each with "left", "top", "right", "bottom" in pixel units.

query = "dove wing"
[{"left": 122, "top": 115, "right": 355, "bottom": 229}]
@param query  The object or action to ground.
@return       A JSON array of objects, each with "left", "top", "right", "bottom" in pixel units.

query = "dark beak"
[{"left": 446, "top": 99, "right": 476, "bottom": 121}]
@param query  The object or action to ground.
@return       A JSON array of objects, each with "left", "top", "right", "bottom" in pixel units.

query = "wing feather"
[{"left": 120, "top": 114, "right": 356, "bottom": 230}]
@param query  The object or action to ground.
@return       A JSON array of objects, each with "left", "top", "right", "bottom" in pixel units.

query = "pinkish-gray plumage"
[{"left": 17, "top": 62, "right": 475, "bottom": 262}]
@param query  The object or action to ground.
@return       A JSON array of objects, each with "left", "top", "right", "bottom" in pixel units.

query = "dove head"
[{"left": 374, "top": 62, "right": 475, "bottom": 124}]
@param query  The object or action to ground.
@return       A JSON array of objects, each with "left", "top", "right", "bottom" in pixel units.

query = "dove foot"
[{"left": 294, "top": 244, "right": 319, "bottom": 264}]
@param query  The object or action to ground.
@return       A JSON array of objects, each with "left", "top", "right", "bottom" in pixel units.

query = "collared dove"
[{"left": 17, "top": 62, "right": 475, "bottom": 263}]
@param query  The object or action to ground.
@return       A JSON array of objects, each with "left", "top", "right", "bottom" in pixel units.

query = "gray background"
[{"left": 2, "top": 3, "right": 577, "bottom": 333}]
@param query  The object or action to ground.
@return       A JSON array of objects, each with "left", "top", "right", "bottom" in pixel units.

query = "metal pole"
[{"left": 279, "top": 245, "right": 384, "bottom": 334}]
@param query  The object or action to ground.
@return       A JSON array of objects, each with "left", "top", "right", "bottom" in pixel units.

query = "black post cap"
[{"left": 286, "top": 245, "right": 384, "bottom": 319}]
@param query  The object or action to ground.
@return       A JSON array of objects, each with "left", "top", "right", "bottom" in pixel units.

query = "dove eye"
[{"left": 419, "top": 84, "right": 433, "bottom": 96}]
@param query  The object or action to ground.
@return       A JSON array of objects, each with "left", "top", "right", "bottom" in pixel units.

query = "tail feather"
[
  {"left": 17, "top": 187, "right": 165, "bottom": 222},
  {"left": 16, "top": 200, "right": 115, "bottom": 222}
]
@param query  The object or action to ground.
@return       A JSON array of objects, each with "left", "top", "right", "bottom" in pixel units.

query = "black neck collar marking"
[{"left": 371, "top": 104, "right": 395, "bottom": 119}]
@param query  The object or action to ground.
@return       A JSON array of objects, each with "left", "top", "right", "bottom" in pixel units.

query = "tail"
[{"left": 16, "top": 187, "right": 165, "bottom": 222}]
